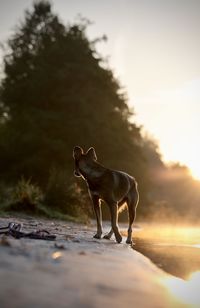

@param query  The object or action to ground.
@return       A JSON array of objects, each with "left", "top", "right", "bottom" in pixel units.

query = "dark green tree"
[{"left": 0, "top": 1, "right": 150, "bottom": 214}]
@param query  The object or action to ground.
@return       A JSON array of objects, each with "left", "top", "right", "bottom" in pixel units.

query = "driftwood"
[{"left": 0, "top": 222, "right": 56, "bottom": 240}]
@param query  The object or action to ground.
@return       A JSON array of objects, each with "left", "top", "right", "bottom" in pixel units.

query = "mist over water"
[{"left": 131, "top": 222, "right": 200, "bottom": 280}]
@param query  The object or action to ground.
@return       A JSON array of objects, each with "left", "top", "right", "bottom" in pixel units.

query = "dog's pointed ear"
[
  {"left": 86, "top": 147, "right": 97, "bottom": 160},
  {"left": 73, "top": 146, "right": 83, "bottom": 159}
]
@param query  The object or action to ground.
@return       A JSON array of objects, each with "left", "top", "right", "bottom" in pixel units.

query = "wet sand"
[{"left": 132, "top": 223, "right": 200, "bottom": 280}]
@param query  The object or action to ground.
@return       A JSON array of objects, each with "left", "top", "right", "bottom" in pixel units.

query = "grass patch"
[
  {"left": 0, "top": 202, "right": 88, "bottom": 223},
  {"left": 0, "top": 176, "right": 90, "bottom": 223}
]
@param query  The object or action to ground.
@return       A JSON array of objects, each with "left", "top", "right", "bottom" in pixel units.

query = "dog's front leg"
[
  {"left": 91, "top": 194, "right": 102, "bottom": 239},
  {"left": 109, "top": 202, "right": 122, "bottom": 243}
]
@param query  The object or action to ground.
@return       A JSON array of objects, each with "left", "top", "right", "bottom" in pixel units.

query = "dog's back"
[{"left": 87, "top": 168, "right": 136, "bottom": 204}]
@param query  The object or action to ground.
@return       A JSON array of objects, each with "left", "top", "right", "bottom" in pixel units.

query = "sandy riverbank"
[{"left": 0, "top": 217, "right": 189, "bottom": 308}]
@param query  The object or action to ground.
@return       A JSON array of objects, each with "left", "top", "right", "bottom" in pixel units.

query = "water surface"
[{"left": 132, "top": 223, "right": 200, "bottom": 280}]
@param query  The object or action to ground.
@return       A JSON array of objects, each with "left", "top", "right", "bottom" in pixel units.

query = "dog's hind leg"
[
  {"left": 108, "top": 201, "right": 122, "bottom": 243},
  {"left": 126, "top": 184, "right": 139, "bottom": 244},
  {"left": 103, "top": 199, "right": 126, "bottom": 240}
]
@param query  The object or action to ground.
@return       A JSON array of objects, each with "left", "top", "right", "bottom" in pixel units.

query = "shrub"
[
  {"left": 0, "top": 171, "right": 91, "bottom": 223},
  {"left": 7, "top": 177, "right": 44, "bottom": 212},
  {"left": 44, "top": 168, "right": 91, "bottom": 220}
]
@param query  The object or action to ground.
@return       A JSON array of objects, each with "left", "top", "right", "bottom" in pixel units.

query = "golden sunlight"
[
  {"left": 134, "top": 224, "right": 200, "bottom": 245},
  {"left": 161, "top": 271, "right": 200, "bottom": 307},
  {"left": 189, "top": 164, "right": 200, "bottom": 181},
  {"left": 51, "top": 251, "right": 62, "bottom": 260}
]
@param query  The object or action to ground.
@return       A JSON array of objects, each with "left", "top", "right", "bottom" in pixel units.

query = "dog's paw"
[
  {"left": 126, "top": 238, "right": 132, "bottom": 245},
  {"left": 115, "top": 233, "right": 122, "bottom": 243},
  {"left": 93, "top": 233, "right": 102, "bottom": 239}
]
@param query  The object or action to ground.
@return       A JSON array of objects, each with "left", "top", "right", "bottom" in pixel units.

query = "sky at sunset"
[{"left": 0, "top": 0, "right": 200, "bottom": 178}]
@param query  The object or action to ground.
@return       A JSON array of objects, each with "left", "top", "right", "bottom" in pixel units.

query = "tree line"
[{"left": 0, "top": 1, "right": 199, "bottom": 222}]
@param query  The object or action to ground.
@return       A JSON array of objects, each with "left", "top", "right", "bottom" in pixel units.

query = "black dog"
[{"left": 73, "top": 146, "right": 139, "bottom": 244}]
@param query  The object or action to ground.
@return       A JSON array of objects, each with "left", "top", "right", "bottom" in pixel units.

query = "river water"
[{"left": 132, "top": 223, "right": 200, "bottom": 279}]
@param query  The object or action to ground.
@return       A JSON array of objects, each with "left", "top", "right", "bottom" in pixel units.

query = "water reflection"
[
  {"left": 161, "top": 271, "right": 200, "bottom": 307},
  {"left": 131, "top": 223, "right": 200, "bottom": 279},
  {"left": 130, "top": 223, "right": 200, "bottom": 306}
]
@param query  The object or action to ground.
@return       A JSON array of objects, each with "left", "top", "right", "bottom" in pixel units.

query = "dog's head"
[{"left": 73, "top": 146, "right": 97, "bottom": 177}]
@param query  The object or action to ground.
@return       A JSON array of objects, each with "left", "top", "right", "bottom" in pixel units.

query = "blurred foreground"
[{"left": 0, "top": 216, "right": 191, "bottom": 308}]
